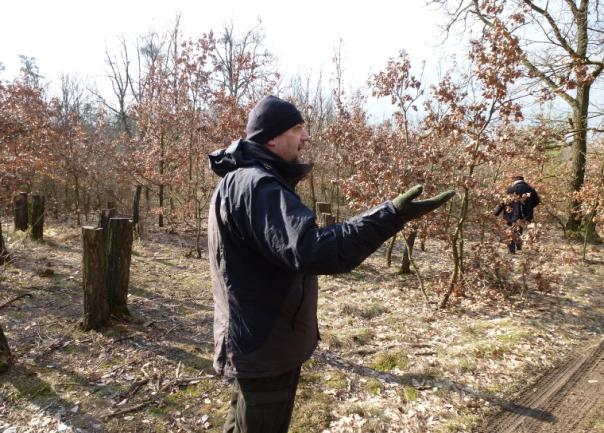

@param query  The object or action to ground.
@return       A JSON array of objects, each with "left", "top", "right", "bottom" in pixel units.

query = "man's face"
[{"left": 265, "top": 123, "right": 310, "bottom": 163}]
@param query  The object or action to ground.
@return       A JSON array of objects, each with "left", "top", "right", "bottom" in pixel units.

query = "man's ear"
[{"left": 265, "top": 138, "right": 277, "bottom": 149}]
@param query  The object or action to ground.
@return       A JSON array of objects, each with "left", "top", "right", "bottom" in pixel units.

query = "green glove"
[{"left": 392, "top": 185, "right": 456, "bottom": 223}]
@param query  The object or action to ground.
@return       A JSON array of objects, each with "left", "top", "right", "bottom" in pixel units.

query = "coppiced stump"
[
  {"left": 107, "top": 218, "right": 133, "bottom": 317},
  {"left": 0, "top": 323, "right": 12, "bottom": 373},
  {"left": 82, "top": 227, "right": 109, "bottom": 330},
  {"left": 14, "top": 192, "right": 28, "bottom": 231},
  {"left": 30, "top": 195, "right": 45, "bottom": 241}
]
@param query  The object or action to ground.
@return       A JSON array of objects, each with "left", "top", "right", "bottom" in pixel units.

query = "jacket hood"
[{"left": 208, "top": 139, "right": 313, "bottom": 185}]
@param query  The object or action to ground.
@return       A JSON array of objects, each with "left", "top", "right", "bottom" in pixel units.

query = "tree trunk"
[
  {"left": 309, "top": 171, "right": 317, "bottom": 214},
  {"left": 132, "top": 185, "right": 142, "bottom": 237},
  {"left": 107, "top": 218, "right": 133, "bottom": 318},
  {"left": 440, "top": 186, "right": 469, "bottom": 309},
  {"left": 159, "top": 133, "right": 165, "bottom": 228},
  {"left": 30, "top": 195, "right": 45, "bottom": 241},
  {"left": 0, "top": 323, "right": 12, "bottom": 373},
  {"left": 107, "top": 201, "right": 117, "bottom": 219},
  {"left": 0, "top": 219, "right": 9, "bottom": 264},
  {"left": 316, "top": 202, "right": 331, "bottom": 216},
  {"left": 74, "top": 176, "right": 81, "bottom": 226},
  {"left": 84, "top": 193, "right": 90, "bottom": 222},
  {"left": 159, "top": 184, "right": 164, "bottom": 228},
  {"left": 14, "top": 192, "right": 28, "bottom": 231},
  {"left": 385, "top": 234, "right": 397, "bottom": 267},
  {"left": 400, "top": 230, "right": 418, "bottom": 274},
  {"left": 81, "top": 227, "right": 109, "bottom": 331},
  {"left": 320, "top": 213, "right": 336, "bottom": 226},
  {"left": 566, "top": 85, "right": 590, "bottom": 236}
]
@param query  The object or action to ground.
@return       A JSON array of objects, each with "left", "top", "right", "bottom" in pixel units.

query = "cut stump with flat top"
[
  {"left": 14, "top": 192, "right": 28, "bottom": 231},
  {"left": 30, "top": 194, "right": 45, "bottom": 241},
  {"left": 107, "top": 218, "right": 133, "bottom": 317},
  {"left": 82, "top": 226, "right": 109, "bottom": 331}
]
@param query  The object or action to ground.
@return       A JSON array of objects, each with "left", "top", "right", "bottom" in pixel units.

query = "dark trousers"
[
  {"left": 223, "top": 366, "right": 301, "bottom": 433},
  {"left": 506, "top": 221, "right": 525, "bottom": 254}
]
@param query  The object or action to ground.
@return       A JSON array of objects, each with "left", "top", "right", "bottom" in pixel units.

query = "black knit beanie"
[{"left": 245, "top": 95, "right": 304, "bottom": 144}]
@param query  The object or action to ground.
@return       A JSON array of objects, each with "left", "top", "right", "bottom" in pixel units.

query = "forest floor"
[{"left": 0, "top": 217, "right": 602, "bottom": 433}]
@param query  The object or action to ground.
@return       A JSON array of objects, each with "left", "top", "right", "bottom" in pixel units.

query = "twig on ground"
[
  {"left": 114, "top": 378, "right": 150, "bottom": 406},
  {"left": 103, "top": 375, "right": 206, "bottom": 419},
  {"left": 0, "top": 293, "right": 33, "bottom": 310},
  {"left": 103, "top": 398, "right": 158, "bottom": 419}
]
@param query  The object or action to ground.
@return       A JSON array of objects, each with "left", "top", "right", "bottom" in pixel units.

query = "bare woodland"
[{"left": 1, "top": 2, "right": 603, "bottom": 432}]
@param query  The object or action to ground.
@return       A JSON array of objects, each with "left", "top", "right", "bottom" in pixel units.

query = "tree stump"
[
  {"left": 14, "top": 192, "right": 28, "bottom": 231},
  {"left": 82, "top": 227, "right": 109, "bottom": 331},
  {"left": 0, "top": 323, "right": 12, "bottom": 373},
  {"left": 107, "top": 218, "right": 133, "bottom": 318},
  {"left": 0, "top": 219, "right": 9, "bottom": 264},
  {"left": 316, "top": 201, "right": 331, "bottom": 215},
  {"left": 30, "top": 195, "right": 45, "bottom": 241},
  {"left": 320, "top": 212, "right": 336, "bottom": 227}
]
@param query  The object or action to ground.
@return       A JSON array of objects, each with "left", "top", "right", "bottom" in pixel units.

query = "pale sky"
[{"left": 1, "top": 0, "right": 457, "bottom": 117}]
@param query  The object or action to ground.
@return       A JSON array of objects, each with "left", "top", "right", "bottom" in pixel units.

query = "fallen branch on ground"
[{"left": 0, "top": 293, "right": 33, "bottom": 310}]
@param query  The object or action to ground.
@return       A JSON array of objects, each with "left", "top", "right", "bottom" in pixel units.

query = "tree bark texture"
[
  {"left": 107, "top": 218, "right": 133, "bottom": 317},
  {"left": 316, "top": 201, "right": 331, "bottom": 215},
  {"left": 30, "top": 195, "right": 45, "bottom": 241},
  {"left": 0, "top": 219, "right": 9, "bottom": 264},
  {"left": 14, "top": 192, "right": 28, "bottom": 231},
  {"left": 107, "top": 201, "right": 117, "bottom": 219},
  {"left": 386, "top": 234, "right": 398, "bottom": 267},
  {"left": 82, "top": 227, "right": 110, "bottom": 331},
  {"left": 0, "top": 323, "right": 12, "bottom": 373},
  {"left": 566, "top": 85, "right": 589, "bottom": 234},
  {"left": 401, "top": 230, "right": 418, "bottom": 274},
  {"left": 320, "top": 213, "right": 336, "bottom": 227},
  {"left": 132, "top": 185, "right": 142, "bottom": 236}
]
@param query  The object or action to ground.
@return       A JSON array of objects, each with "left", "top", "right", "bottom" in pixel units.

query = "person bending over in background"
[
  {"left": 207, "top": 95, "right": 455, "bottom": 433},
  {"left": 494, "top": 175, "right": 541, "bottom": 254}
]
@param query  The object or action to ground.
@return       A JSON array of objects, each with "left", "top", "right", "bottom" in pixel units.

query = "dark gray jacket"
[
  {"left": 494, "top": 180, "right": 540, "bottom": 223},
  {"left": 207, "top": 140, "right": 405, "bottom": 378}
]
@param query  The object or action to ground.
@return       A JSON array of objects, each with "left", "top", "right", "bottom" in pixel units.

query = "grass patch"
[
  {"left": 371, "top": 350, "right": 408, "bottom": 372},
  {"left": 340, "top": 301, "right": 388, "bottom": 320},
  {"left": 343, "top": 403, "right": 391, "bottom": 431},
  {"left": 364, "top": 377, "right": 383, "bottom": 395},
  {"left": 495, "top": 330, "right": 531, "bottom": 345},
  {"left": 398, "top": 386, "right": 419, "bottom": 403},
  {"left": 324, "top": 371, "right": 348, "bottom": 390},
  {"left": 300, "top": 372, "right": 322, "bottom": 385},
  {"left": 347, "top": 327, "right": 375, "bottom": 345},
  {"left": 290, "top": 390, "right": 334, "bottom": 433},
  {"left": 320, "top": 331, "right": 343, "bottom": 349},
  {"left": 433, "top": 413, "right": 483, "bottom": 433}
]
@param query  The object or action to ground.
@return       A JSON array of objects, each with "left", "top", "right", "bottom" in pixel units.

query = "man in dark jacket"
[
  {"left": 208, "top": 95, "right": 455, "bottom": 433},
  {"left": 494, "top": 175, "right": 541, "bottom": 254}
]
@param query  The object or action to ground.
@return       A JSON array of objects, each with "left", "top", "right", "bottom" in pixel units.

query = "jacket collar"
[{"left": 209, "top": 139, "right": 313, "bottom": 187}]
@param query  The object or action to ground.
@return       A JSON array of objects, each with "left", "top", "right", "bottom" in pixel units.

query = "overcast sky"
[{"left": 1, "top": 0, "right": 461, "bottom": 118}]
